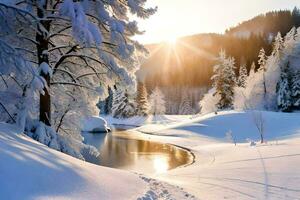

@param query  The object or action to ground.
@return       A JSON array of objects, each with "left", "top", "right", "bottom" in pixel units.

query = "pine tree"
[
  {"left": 272, "top": 32, "right": 284, "bottom": 58},
  {"left": 249, "top": 62, "right": 256, "bottom": 78},
  {"left": 106, "top": 86, "right": 114, "bottom": 114},
  {"left": 258, "top": 48, "right": 267, "bottom": 69},
  {"left": 179, "top": 92, "right": 193, "bottom": 114},
  {"left": 292, "top": 7, "right": 300, "bottom": 27},
  {"left": 277, "top": 62, "right": 292, "bottom": 112},
  {"left": 149, "top": 87, "right": 166, "bottom": 115},
  {"left": 136, "top": 81, "right": 150, "bottom": 116},
  {"left": 112, "top": 88, "right": 135, "bottom": 118},
  {"left": 258, "top": 48, "right": 267, "bottom": 97},
  {"left": 97, "top": 99, "right": 107, "bottom": 115},
  {"left": 212, "top": 50, "right": 236, "bottom": 110},
  {"left": 97, "top": 86, "right": 114, "bottom": 115},
  {"left": 291, "top": 70, "right": 300, "bottom": 109},
  {"left": 283, "top": 27, "right": 296, "bottom": 54},
  {"left": 237, "top": 64, "right": 247, "bottom": 88}
]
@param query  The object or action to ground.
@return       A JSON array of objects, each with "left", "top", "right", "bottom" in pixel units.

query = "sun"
[{"left": 165, "top": 36, "right": 178, "bottom": 46}]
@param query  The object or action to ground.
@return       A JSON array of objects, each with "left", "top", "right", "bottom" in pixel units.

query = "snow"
[
  {"left": 137, "top": 111, "right": 300, "bottom": 142},
  {"left": 0, "top": 122, "right": 194, "bottom": 199},
  {"left": 81, "top": 116, "right": 110, "bottom": 133},
  {"left": 1, "top": 111, "right": 300, "bottom": 199},
  {"left": 128, "top": 111, "right": 300, "bottom": 199},
  {"left": 0, "top": 122, "right": 145, "bottom": 200},
  {"left": 39, "top": 62, "right": 53, "bottom": 77},
  {"left": 103, "top": 114, "right": 193, "bottom": 129}
]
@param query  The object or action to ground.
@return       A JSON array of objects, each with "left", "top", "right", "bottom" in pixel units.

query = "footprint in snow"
[{"left": 137, "top": 175, "right": 198, "bottom": 200}]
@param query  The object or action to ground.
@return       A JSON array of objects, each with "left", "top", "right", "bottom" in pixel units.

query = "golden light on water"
[{"left": 153, "top": 156, "right": 169, "bottom": 174}]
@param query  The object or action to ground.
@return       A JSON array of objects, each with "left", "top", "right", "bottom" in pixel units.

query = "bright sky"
[{"left": 134, "top": 0, "right": 300, "bottom": 44}]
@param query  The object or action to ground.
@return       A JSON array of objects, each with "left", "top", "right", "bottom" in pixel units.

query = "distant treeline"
[{"left": 141, "top": 8, "right": 300, "bottom": 89}]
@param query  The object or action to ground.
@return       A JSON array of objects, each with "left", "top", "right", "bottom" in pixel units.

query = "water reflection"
[{"left": 82, "top": 131, "right": 192, "bottom": 174}]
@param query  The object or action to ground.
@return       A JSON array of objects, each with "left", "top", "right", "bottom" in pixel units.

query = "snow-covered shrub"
[{"left": 25, "top": 120, "right": 99, "bottom": 160}]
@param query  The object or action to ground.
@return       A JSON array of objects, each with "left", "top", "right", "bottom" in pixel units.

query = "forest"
[{"left": 142, "top": 8, "right": 300, "bottom": 89}]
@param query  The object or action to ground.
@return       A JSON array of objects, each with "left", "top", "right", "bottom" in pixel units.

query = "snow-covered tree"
[
  {"left": 97, "top": 86, "right": 114, "bottom": 115},
  {"left": 258, "top": 48, "right": 268, "bottom": 98},
  {"left": 0, "top": 0, "right": 155, "bottom": 124},
  {"left": 277, "top": 62, "right": 292, "bottom": 112},
  {"left": 0, "top": 0, "right": 156, "bottom": 158},
  {"left": 199, "top": 88, "right": 220, "bottom": 114},
  {"left": 283, "top": 27, "right": 296, "bottom": 55},
  {"left": 179, "top": 92, "right": 193, "bottom": 115},
  {"left": 0, "top": 39, "right": 43, "bottom": 128},
  {"left": 212, "top": 50, "right": 236, "bottom": 110},
  {"left": 149, "top": 87, "right": 166, "bottom": 115},
  {"left": 237, "top": 64, "right": 247, "bottom": 88},
  {"left": 249, "top": 62, "right": 256, "bottom": 78},
  {"left": 136, "top": 81, "right": 149, "bottom": 116},
  {"left": 235, "top": 28, "right": 300, "bottom": 111},
  {"left": 258, "top": 48, "right": 267, "bottom": 70},
  {"left": 272, "top": 32, "right": 284, "bottom": 58},
  {"left": 291, "top": 70, "right": 300, "bottom": 109},
  {"left": 112, "top": 88, "right": 135, "bottom": 118}
]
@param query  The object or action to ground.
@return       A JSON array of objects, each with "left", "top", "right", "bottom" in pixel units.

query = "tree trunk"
[
  {"left": 36, "top": 2, "right": 51, "bottom": 126},
  {"left": 260, "top": 133, "right": 264, "bottom": 144}
]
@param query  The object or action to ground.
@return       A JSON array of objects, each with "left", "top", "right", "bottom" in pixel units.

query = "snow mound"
[
  {"left": 139, "top": 111, "right": 300, "bottom": 142},
  {"left": 81, "top": 116, "right": 110, "bottom": 133},
  {"left": 0, "top": 122, "right": 146, "bottom": 200}
]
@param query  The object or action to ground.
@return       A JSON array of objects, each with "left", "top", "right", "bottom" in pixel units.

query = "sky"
[{"left": 134, "top": 0, "right": 300, "bottom": 44}]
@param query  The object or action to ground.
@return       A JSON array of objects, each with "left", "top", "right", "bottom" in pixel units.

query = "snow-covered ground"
[
  {"left": 1, "top": 111, "right": 300, "bottom": 199},
  {"left": 127, "top": 111, "right": 300, "bottom": 199},
  {"left": 0, "top": 123, "right": 195, "bottom": 200},
  {"left": 103, "top": 114, "right": 193, "bottom": 129}
]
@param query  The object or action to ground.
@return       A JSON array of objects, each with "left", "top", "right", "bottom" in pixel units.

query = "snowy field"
[
  {"left": 0, "top": 122, "right": 195, "bottom": 200},
  {"left": 129, "top": 111, "right": 300, "bottom": 199},
  {"left": 1, "top": 111, "right": 300, "bottom": 199}
]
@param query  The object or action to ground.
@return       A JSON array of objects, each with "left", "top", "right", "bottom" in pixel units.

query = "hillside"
[{"left": 140, "top": 8, "right": 300, "bottom": 90}]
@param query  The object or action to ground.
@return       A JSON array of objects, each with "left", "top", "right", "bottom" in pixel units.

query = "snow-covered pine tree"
[
  {"left": 291, "top": 70, "right": 300, "bottom": 109},
  {"left": 179, "top": 92, "right": 193, "bottom": 114},
  {"left": 283, "top": 27, "right": 296, "bottom": 55},
  {"left": 237, "top": 64, "right": 247, "bottom": 88},
  {"left": 112, "top": 88, "right": 135, "bottom": 118},
  {"left": 106, "top": 86, "right": 114, "bottom": 115},
  {"left": 277, "top": 62, "right": 292, "bottom": 112},
  {"left": 249, "top": 62, "right": 256, "bottom": 77},
  {"left": 258, "top": 48, "right": 267, "bottom": 69},
  {"left": 97, "top": 86, "right": 114, "bottom": 115},
  {"left": 97, "top": 99, "right": 107, "bottom": 115},
  {"left": 272, "top": 32, "right": 284, "bottom": 58},
  {"left": 149, "top": 87, "right": 166, "bottom": 115},
  {"left": 136, "top": 81, "right": 150, "bottom": 116},
  {"left": 212, "top": 50, "right": 237, "bottom": 110},
  {"left": 258, "top": 48, "right": 268, "bottom": 97}
]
